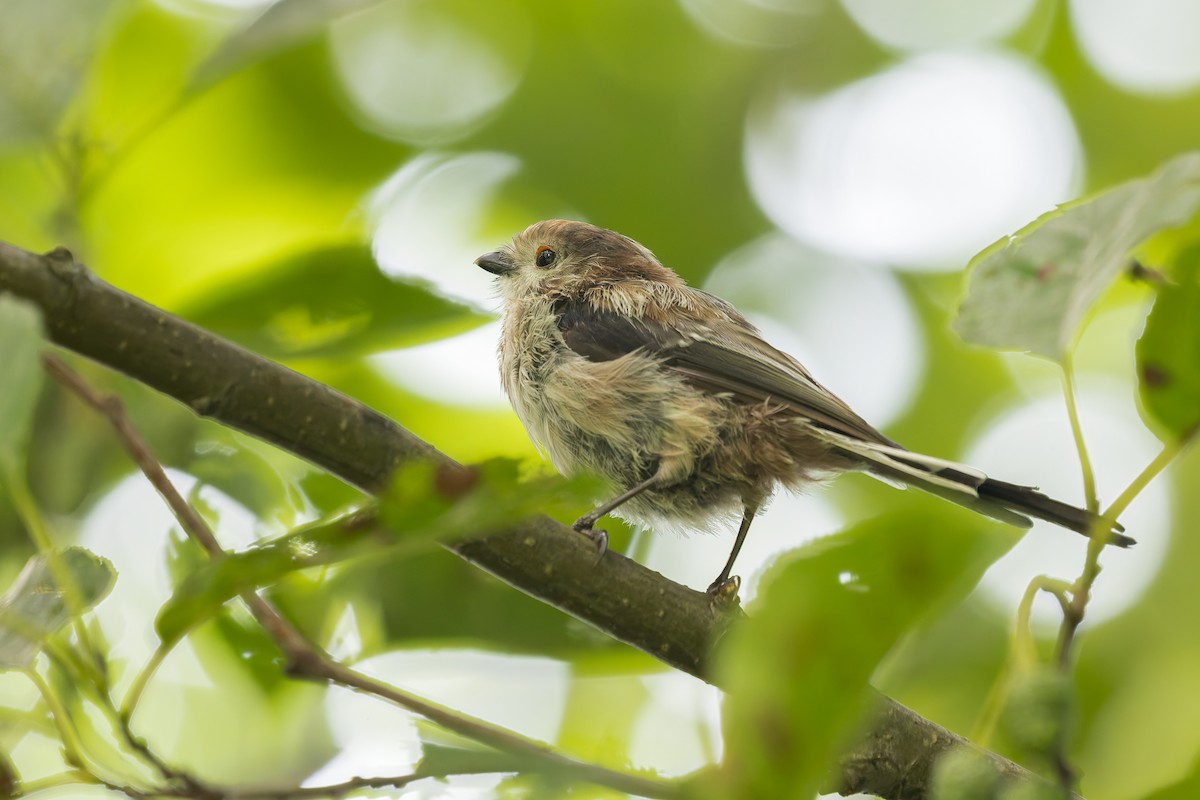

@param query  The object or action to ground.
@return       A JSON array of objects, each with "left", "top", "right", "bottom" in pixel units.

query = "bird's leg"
[
  {"left": 573, "top": 473, "right": 661, "bottom": 558},
  {"left": 707, "top": 501, "right": 759, "bottom": 598}
]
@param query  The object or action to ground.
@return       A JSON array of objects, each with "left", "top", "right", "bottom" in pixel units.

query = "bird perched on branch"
[{"left": 476, "top": 220, "right": 1132, "bottom": 595}]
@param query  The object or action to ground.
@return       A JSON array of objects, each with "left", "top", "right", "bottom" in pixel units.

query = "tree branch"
[{"left": 0, "top": 241, "right": 1062, "bottom": 799}]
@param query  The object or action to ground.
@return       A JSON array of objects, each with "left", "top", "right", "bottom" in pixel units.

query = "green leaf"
[
  {"left": 375, "top": 458, "right": 606, "bottom": 544},
  {"left": 955, "top": 152, "right": 1200, "bottom": 361},
  {"left": 417, "top": 741, "right": 541, "bottom": 779},
  {"left": 180, "top": 245, "right": 488, "bottom": 360},
  {"left": 930, "top": 747, "right": 1001, "bottom": 800},
  {"left": 206, "top": 612, "right": 291, "bottom": 693},
  {"left": 187, "top": 430, "right": 352, "bottom": 526},
  {"left": 192, "top": 0, "right": 389, "bottom": 90},
  {"left": 162, "top": 524, "right": 290, "bottom": 692},
  {"left": 0, "top": 296, "right": 44, "bottom": 470},
  {"left": 1136, "top": 242, "right": 1200, "bottom": 440},
  {"left": 154, "top": 514, "right": 355, "bottom": 646},
  {"left": 154, "top": 459, "right": 602, "bottom": 644},
  {"left": 712, "top": 511, "right": 1015, "bottom": 799},
  {"left": 998, "top": 781, "right": 1067, "bottom": 800},
  {"left": 0, "top": 548, "right": 116, "bottom": 670},
  {"left": 303, "top": 544, "right": 622, "bottom": 658},
  {"left": 1000, "top": 665, "right": 1073, "bottom": 760}
]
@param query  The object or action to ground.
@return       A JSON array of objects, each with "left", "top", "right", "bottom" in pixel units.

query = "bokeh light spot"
[
  {"left": 157, "top": 0, "right": 276, "bottom": 12},
  {"left": 841, "top": 0, "right": 1036, "bottom": 51},
  {"left": 678, "top": 0, "right": 826, "bottom": 48},
  {"left": 745, "top": 50, "right": 1081, "bottom": 269},
  {"left": 330, "top": 0, "right": 530, "bottom": 144},
  {"left": 1070, "top": 0, "right": 1200, "bottom": 95}
]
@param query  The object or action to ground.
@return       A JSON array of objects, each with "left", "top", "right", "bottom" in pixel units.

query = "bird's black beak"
[{"left": 475, "top": 250, "right": 515, "bottom": 276}]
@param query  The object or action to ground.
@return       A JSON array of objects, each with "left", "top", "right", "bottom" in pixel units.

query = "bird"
[{"left": 475, "top": 220, "right": 1132, "bottom": 595}]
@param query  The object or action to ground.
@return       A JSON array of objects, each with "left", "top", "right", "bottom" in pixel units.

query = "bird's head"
[{"left": 475, "top": 219, "right": 681, "bottom": 303}]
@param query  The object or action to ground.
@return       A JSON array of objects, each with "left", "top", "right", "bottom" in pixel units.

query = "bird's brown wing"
[{"left": 553, "top": 297, "right": 895, "bottom": 446}]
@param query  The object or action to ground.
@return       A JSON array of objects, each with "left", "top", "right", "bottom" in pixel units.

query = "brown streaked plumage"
[{"left": 476, "top": 220, "right": 1132, "bottom": 594}]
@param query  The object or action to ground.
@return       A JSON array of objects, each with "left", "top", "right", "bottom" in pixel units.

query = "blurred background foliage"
[{"left": 2, "top": 0, "right": 1200, "bottom": 797}]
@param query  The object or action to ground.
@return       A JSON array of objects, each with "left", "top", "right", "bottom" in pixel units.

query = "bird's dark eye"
[{"left": 535, "top": 245, "right": 557, "bottom": 268}]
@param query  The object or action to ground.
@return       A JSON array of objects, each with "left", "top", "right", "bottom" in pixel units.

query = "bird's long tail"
[{"left": 819, "top": 432, "right": 1134, "bottom": 547}]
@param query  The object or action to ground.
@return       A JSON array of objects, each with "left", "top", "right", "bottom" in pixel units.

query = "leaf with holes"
[{"left": 956, "top": 152, "right": 1200, "bottom": 361}]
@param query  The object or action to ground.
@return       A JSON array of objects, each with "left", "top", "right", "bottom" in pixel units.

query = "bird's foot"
[
  {"left": 706, "top": 574, "right": 741, "bottom": 606},
  {"left": 572, "top": 517, "right": 609, "bottom": 561}
]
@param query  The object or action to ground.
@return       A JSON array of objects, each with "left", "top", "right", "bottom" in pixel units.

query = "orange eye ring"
[{"left": 535, "top": 245, "right": 557, "bottom": 268}]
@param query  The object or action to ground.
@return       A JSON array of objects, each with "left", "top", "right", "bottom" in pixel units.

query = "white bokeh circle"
[
  {"left": 157, "top": 0, "right": 277, "bottom": 12},
  {"left": 1070, "top": 0, "right": 1200, "bottom": 95},
  {"left": 329, "top": 0, "right": 530, "bottom": 144},
  {"left": 840, "top": 0, "right": 1037, "bottom": 51},
  {"left": 678, "top": 0, "right": 826, "bottom": 48},
  {"left": 966, "top": 384, "right": 1169, "bottom": 626},
  {"left": 703, "top": 232, "right": 923, "bottom": 428},
  {"left": 745, "top": 50, "right": 1081, "bottom": 269}
]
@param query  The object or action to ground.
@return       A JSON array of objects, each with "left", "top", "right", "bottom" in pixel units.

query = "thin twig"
[
  {"left": 8, "top": 770, "right": 93, "bottom": 797},
  {"left": 43, "top": 354, "right": 225, "bottom": 557},
  {"left": 43, "top": 353, "right": 317, "bottom": 663},
  {"left": 21, "top": 668, "right": 91, "bottom": 773},
  {"left": 304, "top": 659, "right": 679, "bottom": 798},
  {"left": 1046, "top": 418, "right": 1192, "bottom": 794},
  {"left": 35, "top": 641, "right": 209, "bottom": 796},
  {"left": 971, "top": 575, "right": 1072, "bottom": 747},
  {"left": 1059, "top": 360, "right": 1099, "bottom": 514},
  {"left": 120, "top": 644, "right": 169, "bottom": 720},
  {"left": 13, "top": 771, "right": 478, "bottom": 800},
  {"left": 1056, "top": 434, "right": 1188, "bottom": 666},
  {"left": 229, "top": 774, "right": 423, "bottom": 799},
  {"left": 19, "top": 666, "right": 181, "bottom": 800}
]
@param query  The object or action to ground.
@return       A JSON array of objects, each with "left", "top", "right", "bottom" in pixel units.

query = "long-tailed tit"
[{"left": 476, "top": 220, "right": 1131, "bottom": 595}]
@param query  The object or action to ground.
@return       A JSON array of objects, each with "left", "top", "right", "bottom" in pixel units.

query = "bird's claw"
[
  {"left": 706, "top": 575, "right": 741, "bottom": 606},
  {"left": 572, "top": 519, "right": 609, "bottom": 561}
]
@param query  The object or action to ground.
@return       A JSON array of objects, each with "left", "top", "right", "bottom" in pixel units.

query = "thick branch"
[{"left": 0, "top": 242, "right": 1058, "bottom": 799}]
